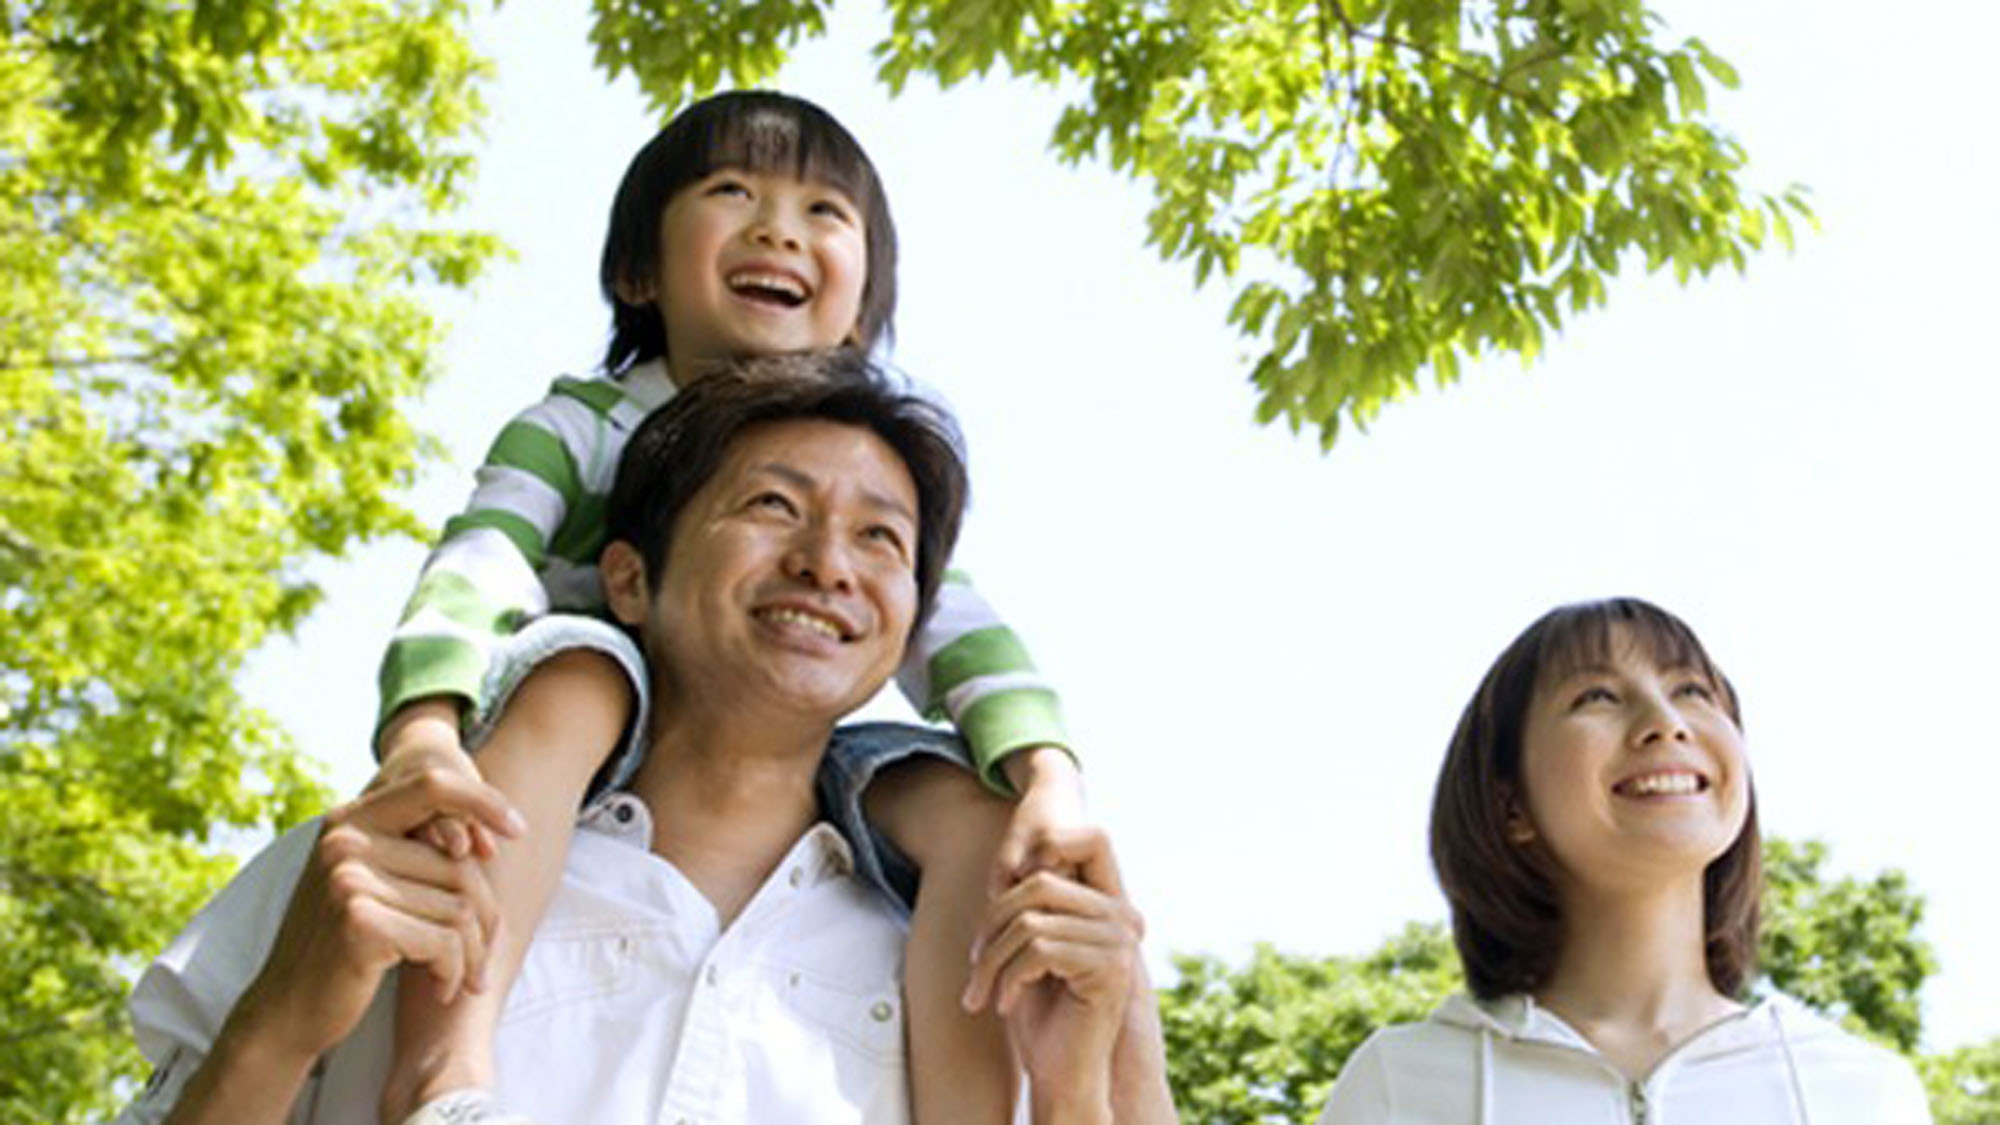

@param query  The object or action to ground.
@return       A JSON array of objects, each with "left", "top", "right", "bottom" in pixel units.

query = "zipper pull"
[{"left": 1628, "top": 1080, "right": 1650, "bottom": 1125}]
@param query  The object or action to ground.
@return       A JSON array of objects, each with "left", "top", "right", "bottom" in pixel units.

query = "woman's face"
[{"left": 1514, "top": 623, "right": 1750, "bottom": 898}]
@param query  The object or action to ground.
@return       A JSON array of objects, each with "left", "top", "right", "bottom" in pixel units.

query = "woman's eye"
[{"left": 1570, "top": 685, "right": 1617, "bottom": 709}]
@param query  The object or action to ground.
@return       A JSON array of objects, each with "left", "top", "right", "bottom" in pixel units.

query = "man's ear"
[{"left": 600, "top": 540, "right": 651, "bottom": 626}]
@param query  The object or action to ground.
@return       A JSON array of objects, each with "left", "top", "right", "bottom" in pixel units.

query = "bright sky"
[{"left": 244, "top": 0, "right": 1998, "bottom": 1051}]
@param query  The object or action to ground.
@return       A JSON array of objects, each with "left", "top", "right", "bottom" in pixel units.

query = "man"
[{"left": 117, "top": 358, "right": 1165, "bottom": 1124}]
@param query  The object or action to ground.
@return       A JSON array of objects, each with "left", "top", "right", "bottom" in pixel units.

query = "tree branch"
[{"left": 1341, "top": 19, "right": 1564, "bottom": 122}]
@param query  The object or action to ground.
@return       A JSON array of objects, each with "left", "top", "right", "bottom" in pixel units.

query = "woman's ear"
[
  {"left": 1502, "top": 788, "right": 1537, "bottom": 844},
  {"left": 600, "top": 540, "right": 651, "bottom": 626}
]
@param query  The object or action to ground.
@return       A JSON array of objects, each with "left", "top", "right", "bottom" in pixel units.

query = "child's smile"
[{"left": 650, "top": 168, "right": 868, "bottom": 374}]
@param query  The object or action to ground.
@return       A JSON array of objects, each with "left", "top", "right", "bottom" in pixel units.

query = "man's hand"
[
  {"left": 992, "top": 745, "right": 1089, "bottom": 897},
  {"left": 161, "top": 768, "right": 523, "bottom": 1125},
  {"left": 964, "top": 826, "right": 1143, "bottom": 1125},
  {"left": 236, "top": 765, "right": 522, "bottom": 1059}
]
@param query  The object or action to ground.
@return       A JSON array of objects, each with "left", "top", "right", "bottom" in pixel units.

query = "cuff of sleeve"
[
  {"left": 955, "top": 689, "right": 1072, "bottom": 795},
  {"left": 465, "top": 615, "right": 652, "bottom": 797},
  {"left": 373, "top": 641, "right": 488, "bottom": 752}
]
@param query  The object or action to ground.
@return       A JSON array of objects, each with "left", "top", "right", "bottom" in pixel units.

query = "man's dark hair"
[
  {"left": 599, "top": 90, "right": 898, "bottom": 376},
  {"left": 1429, "top": 597, "right": 1763, "bottom": 1000},
  {"left": 605, "top": 350, "right": 965, "bottom": 629}
]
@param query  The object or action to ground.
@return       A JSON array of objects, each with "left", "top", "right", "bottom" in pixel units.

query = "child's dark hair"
[
  {"left": 1429, "top": 597, "right": 1763, "bottom": 1000},
  {"left": 599, "top": 91, "right": 899, "bottom": 376}
]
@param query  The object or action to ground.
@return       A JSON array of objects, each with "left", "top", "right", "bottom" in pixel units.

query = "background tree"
[
  {"left": 589, "top": 0, "right": 1809, "bottom": 445},
  {"left": 1921, "top": 1038, "right": 2000, "bottom": 1125},
  {"left": 1161, "top": 923, "right": 1459, "bottom": 1123},
  {"left": 0, "top": 2, "right": 497, "bottom": 1119},
  {"left": 1759, "top": 837, "right": 1936, "bottom": 1053},
  {"left": 1157, "top": 838, "right": 1950, "bottom": 1123}
]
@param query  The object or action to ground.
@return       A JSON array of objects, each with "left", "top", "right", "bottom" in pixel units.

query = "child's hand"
[
  {"left": 992, "top": 745, "right": 1089, "bottom": 897},
  {"left": 374, "top": 698, "right": 511, "bottom": 865}
]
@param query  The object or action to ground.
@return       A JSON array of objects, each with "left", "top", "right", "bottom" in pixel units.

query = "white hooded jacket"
[{"left": 1316, "top": 991, "right": 1931, "bottom": 1124}]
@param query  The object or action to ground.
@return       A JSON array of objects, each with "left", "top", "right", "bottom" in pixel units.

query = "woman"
[{"left": 1318, "top": 597, "right": 1930, "bottom": 1123}]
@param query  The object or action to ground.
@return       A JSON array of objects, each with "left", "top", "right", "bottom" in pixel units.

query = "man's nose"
[{"left": 785, "top": 524, "right": 855, "bottom": 591}]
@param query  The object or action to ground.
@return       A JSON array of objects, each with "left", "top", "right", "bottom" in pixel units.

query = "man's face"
[{"left": 613, "top": 418, "right": 919, "bottom": 722}]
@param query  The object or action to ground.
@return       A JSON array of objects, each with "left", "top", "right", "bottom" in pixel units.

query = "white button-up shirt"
[{"left": 115, "top": 793, "right": 910, "bottom": 1125}]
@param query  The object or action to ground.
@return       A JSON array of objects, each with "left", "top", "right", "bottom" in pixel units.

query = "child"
[
  {"left": 1316, "top": 597, "right": 1931, "bottom": 1124},
  {"left": 371, "top": 91, "right": 1087, "bottom": 1124}
]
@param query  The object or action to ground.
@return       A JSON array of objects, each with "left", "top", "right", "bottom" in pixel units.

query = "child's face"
[
  {"left": 1513, "top": 624, "right": 1749, "bottom": 898},
  {"left": 643, "top": 168, "right": 868, "bottom": 376}
]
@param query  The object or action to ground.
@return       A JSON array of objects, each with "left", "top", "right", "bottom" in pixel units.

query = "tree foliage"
[
  {"left": 1157, "top": 838, "right": 1954, "bottom": 1123},
  {"left": 1922, "top": 1038, "right": 2000, "bottom": 1125},
  {"left": 1162, "top": 923, "right": 1460, "bottom": 1123},
  {"left": 0, "top": 1, "right": 498, "bottom": 1118},
  {"left": 588, "top": 0, "right": 1809, "bottom": 446},
  {"left": 1759, "top": 837, "right": 1936, "bottom": 1053}
]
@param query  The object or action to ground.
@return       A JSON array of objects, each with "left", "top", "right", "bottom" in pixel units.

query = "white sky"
[{"left": 243, "top": 0, "right": 1998, "bottom": 1050}]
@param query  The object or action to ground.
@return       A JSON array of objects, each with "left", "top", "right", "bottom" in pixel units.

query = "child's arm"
[
  {"left": 377, "top": 645, "right": 633, "bottom": 1123},
  {"left": 867, "top": 758, "right": 1163, "bottom": 1125},
  {"left": 896, "top": 571, "right": 1091, "bottom": 890},
  {"left": 863, "top": 757, "right": 1023, "bottom": 1121},
  {"left": 371, "top": 377, "right": 642, "bottom": 1121},
  {"left": 375, "top": 377, "right": 623, "bottom": 766}
]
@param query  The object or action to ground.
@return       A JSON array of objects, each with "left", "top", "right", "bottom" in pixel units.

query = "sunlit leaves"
[
  {"left": 2, "top": 0, "right": 496, "bottom": 1116},
  {"left": 1922, "top": 1038, "right": 2000, "bottom": 1125},
  {"left": 595, "top": 0, "right": 1810, "bottom": 446},
  {"left": 1760, "top": 838, "right": 1935, "bottom": 1053}
]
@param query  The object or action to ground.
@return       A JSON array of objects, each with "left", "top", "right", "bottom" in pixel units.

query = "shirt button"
[
  {"left": 613, "top": 802, "right": 634, "bottom": 824},
  {"left": 870, "top": 1000, "right": 894, "bottom": 1022}
]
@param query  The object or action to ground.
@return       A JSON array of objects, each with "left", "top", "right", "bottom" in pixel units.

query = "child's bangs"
[
  {"left": 1533, "top": 598, "right": 1730, "bottom": 706},
  {"left": 691, "top": 103, "right": 875, "bottom": 204}
]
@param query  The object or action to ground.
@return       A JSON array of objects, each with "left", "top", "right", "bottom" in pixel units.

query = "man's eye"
[
  {"left": 749, "top": 491, "right": 796, "bottom": 514},
  {"left": 862, "top": 524, "right": 906, "bottom": 551}
]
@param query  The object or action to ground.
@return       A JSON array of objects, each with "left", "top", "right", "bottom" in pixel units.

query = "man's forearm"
[
  {"left": 162, "top": 1000, "right": 318, "bottom": 1125},
  {"left": 1110, "top": 964, "right": 1177, "bottom": 1123}
]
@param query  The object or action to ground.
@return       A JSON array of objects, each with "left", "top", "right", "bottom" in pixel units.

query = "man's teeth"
[
  {"left": 1620, "top": 772, "right": 1702, "bottom": 796},
  {"left": 761, "top": 607, "right": 841, "bottom": 639}
]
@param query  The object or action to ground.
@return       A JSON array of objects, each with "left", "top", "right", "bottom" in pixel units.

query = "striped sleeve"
[
  {"left": 895, "top": 569, "right": 1071, "bottom": 793},
  {"left": 374, "top": 385, "right": 608, "bottom": 743}
]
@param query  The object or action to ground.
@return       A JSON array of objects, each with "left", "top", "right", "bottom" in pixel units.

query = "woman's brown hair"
[{"left": 1429, "top": 597, "right": 1762, "bottom": 999}]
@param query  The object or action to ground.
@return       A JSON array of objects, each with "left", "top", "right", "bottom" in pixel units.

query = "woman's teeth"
[{"left": 1617, "top": 772, "right": 1703, "bottom": 796}]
